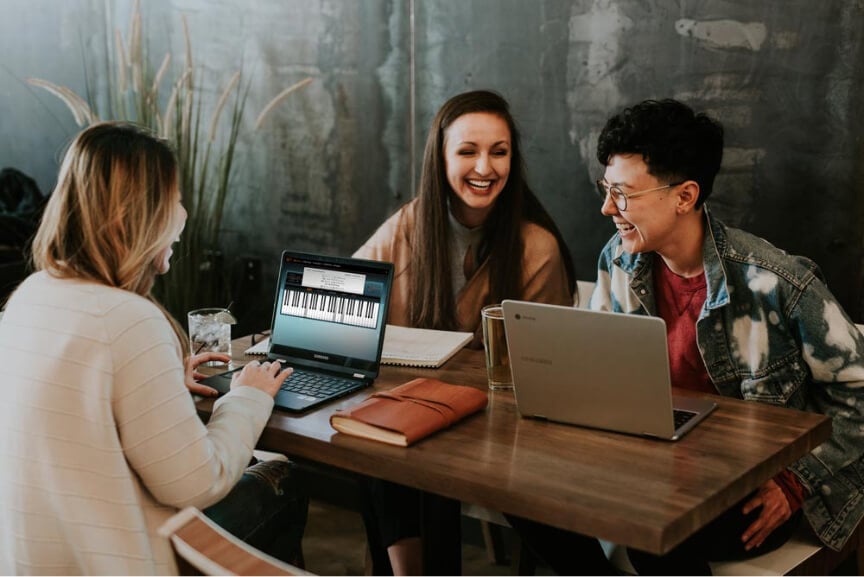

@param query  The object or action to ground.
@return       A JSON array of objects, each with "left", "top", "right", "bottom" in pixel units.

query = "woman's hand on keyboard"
[{"left": 231, "top": 360, "right": 294, "bottom": 398}]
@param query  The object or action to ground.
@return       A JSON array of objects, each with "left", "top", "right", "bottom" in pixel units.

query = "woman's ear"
[{"left": 676, "top": 181, "right": 701, "bottom": 213}]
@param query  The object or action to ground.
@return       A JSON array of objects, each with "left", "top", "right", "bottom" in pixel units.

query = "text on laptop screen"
[{"left": 271, "top": 254, "right": 389, "bottom": 369}]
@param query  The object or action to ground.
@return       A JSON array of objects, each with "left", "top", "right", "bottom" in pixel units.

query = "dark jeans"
[
  {"left": 203, "top": 459, "right": 309, "bottom": 566},
  {"left": 627, "top": 503, "right": 803, "bottom": 575}
]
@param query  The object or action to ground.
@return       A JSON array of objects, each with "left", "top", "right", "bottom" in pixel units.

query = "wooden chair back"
[{"left": 158, "top": 507, "right": 312, "bottom": 576}]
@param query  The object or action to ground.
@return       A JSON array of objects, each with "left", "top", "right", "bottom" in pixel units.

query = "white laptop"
[{"left": 501, "top": 300, "right": 717, "bottom": 441}]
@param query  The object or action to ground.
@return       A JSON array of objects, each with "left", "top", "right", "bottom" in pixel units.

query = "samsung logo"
[
  {"left": 522, "top": 356, "right": 552, "bottom": 365},
  {"left": 313, "top": 354, "right": 330, "bottom": 361}
]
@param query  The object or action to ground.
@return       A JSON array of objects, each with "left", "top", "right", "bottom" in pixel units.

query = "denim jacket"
[{"left": 591, "top": 208, "right": 864, "bottom": 550}]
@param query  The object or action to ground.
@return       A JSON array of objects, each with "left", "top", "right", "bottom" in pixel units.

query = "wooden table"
[{"left": 197, "top": 334, "right": 831, "bottom": 562}]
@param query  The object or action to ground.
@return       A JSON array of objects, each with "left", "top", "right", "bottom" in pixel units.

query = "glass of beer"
[{"left": 481, "top": 304, "right": 513, "bottom": 390}]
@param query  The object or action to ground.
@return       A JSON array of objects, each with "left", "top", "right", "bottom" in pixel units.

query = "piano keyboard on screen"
[{"left": 281, "top": 288, "right": 380, "bottom": 328}]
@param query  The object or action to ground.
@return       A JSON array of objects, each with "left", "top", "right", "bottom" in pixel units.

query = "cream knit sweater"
[{"left": 0, "top": 272, "right": 274, "bottom": 575}]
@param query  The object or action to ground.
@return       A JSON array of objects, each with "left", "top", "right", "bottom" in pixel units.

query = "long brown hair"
[
  {"left": 31, "top": 122, "right": 189, "bottom": 351},
  {"left": 409, "top": 90, "right": 575, "bottom": 329}
]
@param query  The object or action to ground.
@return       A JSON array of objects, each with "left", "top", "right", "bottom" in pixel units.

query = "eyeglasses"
[{"left": 595, "top": 179, "right": 684, "bottom": 211}]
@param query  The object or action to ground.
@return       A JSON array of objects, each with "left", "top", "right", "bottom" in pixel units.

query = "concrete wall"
[{"left": 2, "top": 0, "right": 862, "bottom": 325}]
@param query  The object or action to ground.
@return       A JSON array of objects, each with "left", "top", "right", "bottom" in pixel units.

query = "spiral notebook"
[
  {"left": 379, "top": 325, "right": 473, "bottom": 368},
  {"left": 246, "top": 324, "right": 472, "bottom": 368}
]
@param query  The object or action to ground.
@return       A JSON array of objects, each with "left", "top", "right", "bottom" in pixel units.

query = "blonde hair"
[{"left": 32, "top": 121, "right": 188, "bottom": 351}]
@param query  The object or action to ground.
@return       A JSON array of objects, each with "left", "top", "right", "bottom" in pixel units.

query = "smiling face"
[
  {"left": 600, "top": 153, "right": 682, "bottom": 256},
  {"left": 443, "top": 112, "right": 511, "bottom": 228}
]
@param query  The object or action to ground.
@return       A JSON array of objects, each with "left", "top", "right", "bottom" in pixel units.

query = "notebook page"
[{"left": 381, "top": 325, "right": 473, "bottom": 368}]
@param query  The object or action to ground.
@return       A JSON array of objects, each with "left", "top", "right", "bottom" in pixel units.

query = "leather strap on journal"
[{"left": 370, "top": 390, "right": 458, "bottom": 425}]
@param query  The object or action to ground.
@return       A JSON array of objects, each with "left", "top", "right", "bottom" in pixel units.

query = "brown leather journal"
[{"left": 329, "top": 377, "right": 488, "bottom": 446}]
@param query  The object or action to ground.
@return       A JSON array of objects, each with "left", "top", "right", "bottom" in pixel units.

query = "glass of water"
[{"left": 187, "top": 308, "right": 234, "bottom": 365}]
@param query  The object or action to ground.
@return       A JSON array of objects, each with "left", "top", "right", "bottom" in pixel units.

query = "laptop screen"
[{"left": 269, "top": 251, "right": 393, "bottom": 376}]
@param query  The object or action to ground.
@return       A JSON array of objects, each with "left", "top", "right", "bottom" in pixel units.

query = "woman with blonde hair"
[{"left": 0, "top": 122, "right": 306, "bottom": 574}]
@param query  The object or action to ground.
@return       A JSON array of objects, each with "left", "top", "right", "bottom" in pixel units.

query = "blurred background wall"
[{"left": 2, "top": 0, "right": 862, "bottom": 330}]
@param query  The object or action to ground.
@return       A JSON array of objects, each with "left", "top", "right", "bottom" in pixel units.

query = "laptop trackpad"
[
  {"left": 198, "top": 367, "right": 241, "bottom": 395},
  {"left": 274, "top": 390, "right": 321, "bottom": 411}
]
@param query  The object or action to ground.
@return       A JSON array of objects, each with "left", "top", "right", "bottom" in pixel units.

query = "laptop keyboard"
[
  {"left": 673, "top": 409, "right": 697, "bottom": 430},
  {"left": 280, "top": 369, "right": 359, "bottom": 400}
]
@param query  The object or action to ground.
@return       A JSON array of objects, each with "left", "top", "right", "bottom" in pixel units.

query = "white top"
[{"left": 0, "top": 272, "right": 274, "bottom": 575}]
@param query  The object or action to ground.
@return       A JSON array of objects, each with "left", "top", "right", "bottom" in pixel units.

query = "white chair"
[
  {"left": 603, "top": 519, "right": 863, "bottom": 576},
  {"left": 712, "top": 528, "right": 862, "bottom": 575},
  {"left": 158, "top": 506, "right": 312, "bottom": 576}
]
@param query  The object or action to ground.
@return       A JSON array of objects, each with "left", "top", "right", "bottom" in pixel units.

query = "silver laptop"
[
  {"left": 501, "top": 300, "right": 716, "bottom": 441},
  {"left": 201, "top": 251, "right": 393, "bottom": 412}
]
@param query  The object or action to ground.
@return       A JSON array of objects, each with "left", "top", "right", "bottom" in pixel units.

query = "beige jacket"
[
  {"left": 0, "top": 272, "right": 274, "bottom": 575},
  {"left": 354, "top": 199, "right": 573, "bottom": 345}
]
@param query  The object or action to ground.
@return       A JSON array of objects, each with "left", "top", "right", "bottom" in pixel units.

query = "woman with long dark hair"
[
  {"left": 355, "top": 89, "right": 575, "bottom": 347},
  {"left": 355, "top": 90, "right": 575, "bottom": 573}
]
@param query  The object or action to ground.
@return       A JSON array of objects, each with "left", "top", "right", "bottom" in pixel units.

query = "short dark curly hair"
[{"left": 596, "top": 99, "right": 724, "bottom": 207}]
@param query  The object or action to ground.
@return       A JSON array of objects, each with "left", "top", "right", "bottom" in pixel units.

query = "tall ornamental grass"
[{"left": 29, "top": 2, "right": 311, "bottom": 321}]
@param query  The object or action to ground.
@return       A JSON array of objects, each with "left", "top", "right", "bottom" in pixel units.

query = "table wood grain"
[{"left": 197, "top": 334, "right": 831, "bottom": 554}]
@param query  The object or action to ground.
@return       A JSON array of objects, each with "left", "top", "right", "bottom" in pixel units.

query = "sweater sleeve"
[
  {"left": 520, "top": 224, "right": 573, "bottom": 307},
  {"left": 353, "top": 206, "right": 409, "bottom": 262},
  {"left": 353, "top": 230, "right": 389, "bottom": 260},
  {"left": 110, "top": 300, "right": 274, "bottom": 510}
]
